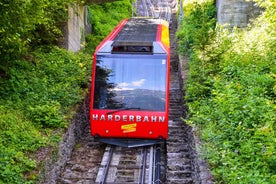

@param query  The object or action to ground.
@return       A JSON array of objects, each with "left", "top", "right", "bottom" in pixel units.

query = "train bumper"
[{"left": 95, "top": 138, "right": 164, "bottom": 148}]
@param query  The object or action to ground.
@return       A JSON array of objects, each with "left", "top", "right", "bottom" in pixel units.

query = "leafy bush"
[
  {"left": 0, "top": 107, "right": 45, "bottom": 183},
  {"left": 178, "top": 0, "right": 276, "bottom": 183},
  {"left": 84, "top": 0, "right": 132, "bottom": 53},
  {"left": 0, "top": 0, "right": 73, "bottom": 61},
  {"left": 28, "top": 102, "right": 65, "bottom": 128},
  {"left": 89, "top": 0, "right": 132, "bottom": 36},
  {"left": 177, "top": 0, "right": 216, "bottom": 56},
  {"left": 0, "top": 46, "right": 91, "bottom": 183},
  {"left": 177, "top": 0, "right": 216, "bottom": 102},
  {"left": 2, "top": 47, "right": 90, "bottom": 110},
  {"left": 0, "top": 0, "right": 133, "bottom": 182}
]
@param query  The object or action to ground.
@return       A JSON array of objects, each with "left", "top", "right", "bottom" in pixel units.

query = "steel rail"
[
  {"left": 148, "top": 145, "right": 154, "bottom": 183},
  {"left": 99, "top": 145, "right": 115, "bottom": 184},
  {"left": 154, "top": 144, "right": 162, "bottom": 183},
  {"left": 141, "top": 0, "right": 149, "bottom": 17},
  {"left": 139, "top": 146, "right": 148, "bottom": 184},
  {"left": 146, "top": 0, "right": 154, "bottom": 17}
]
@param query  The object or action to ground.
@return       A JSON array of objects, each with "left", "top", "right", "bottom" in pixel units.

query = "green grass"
[
  {"left": 178, "top": 0, "right": 276, "bottom": 183},
  {"left": 0, "top": 0, "right": 132, "bottom": 182},
  {"left": 0, "top": 46, "right": 91, "bottom": 183}
]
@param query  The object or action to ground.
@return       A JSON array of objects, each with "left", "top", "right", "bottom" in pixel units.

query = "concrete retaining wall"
[
  {"left": 61, "top": 4, "right": 91, "bottom": 52},
  {"left": 216, "top": 0, "right": 262, "bottom": 27}
]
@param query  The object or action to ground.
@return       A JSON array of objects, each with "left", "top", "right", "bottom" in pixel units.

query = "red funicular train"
[{"left": 90, "top": 18, "right": 170, "bottom": 147}]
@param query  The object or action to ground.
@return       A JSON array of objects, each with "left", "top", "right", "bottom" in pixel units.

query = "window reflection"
[{"left": 93, "top": 55, "right": 167, "bottom": 111}]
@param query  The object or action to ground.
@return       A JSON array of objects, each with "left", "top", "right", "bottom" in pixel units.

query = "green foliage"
[
  {"left": 0, "top": 107, "right": 45, "bottom": 183},
  {"left": 84, "top": 0, "right": 132, "bottom": 53},
  {"left": 1, "top": 46, "right": 91, "bottom": 128},
  {"left": 2, "top": 47, "right": 90, "bottom": 105},
  {"left": 89, "top": 0, "right": 132, "bottom": 36},
  {"left": 177, "top": 0, "right": 216, "bottom": 101},
  {"left": 177, "top": 0, "right": 216, "bottom": 56},
  {"left": 0, "top": 0, "right": 73, "bottom": 61},
  {"left": 0, "top": 46, "right": 91, "bottom": 183},
  {"left": 0, "top": 0, "right": 132, "bottom": 182},
  {"left": 178, "top": 0, "right": 276, "bottom": 183},
  {"left": 28, "top": 102, "right": 65, "bottom": 128}
]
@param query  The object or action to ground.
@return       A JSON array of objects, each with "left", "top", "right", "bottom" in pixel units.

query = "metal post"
[{"left": 179, "top": 0, "right": 184, "bottom": 22}]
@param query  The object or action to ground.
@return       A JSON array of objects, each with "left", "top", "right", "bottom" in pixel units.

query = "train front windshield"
[{"left": 93, "top": 54, "right": 167, "bottom": 111}]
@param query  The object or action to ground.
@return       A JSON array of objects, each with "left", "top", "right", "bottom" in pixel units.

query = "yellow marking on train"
[
  {"left": 161, "top": 20, "right": 170, "bottom": 49},
  {"left": 121, "top": 123, "right": 137, "bottom": 133}
]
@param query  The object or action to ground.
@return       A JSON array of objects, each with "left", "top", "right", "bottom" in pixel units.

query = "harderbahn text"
[{"left": 91, "top": 114, "right": 166, "bottom": 123}]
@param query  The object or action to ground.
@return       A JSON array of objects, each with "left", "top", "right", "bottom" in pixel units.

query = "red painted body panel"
[
  {"left": 90, "top": 110, "right": 168, "bottom": 139},
  {"left": 90, "top": 18, "right": 170, "bottom": 144}
]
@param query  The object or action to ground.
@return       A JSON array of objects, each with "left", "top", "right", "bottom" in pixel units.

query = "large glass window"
[{"left": 93, "top": 54, "right": 167, "bottom": 111}]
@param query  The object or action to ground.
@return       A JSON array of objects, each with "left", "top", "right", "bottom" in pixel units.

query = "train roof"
[{"left": 95, "top": 18, "right": 170, "bottom": 54}]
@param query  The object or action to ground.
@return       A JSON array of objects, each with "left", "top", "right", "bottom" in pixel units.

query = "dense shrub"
[
  {"left": 0, "top": 0, "right": 73, "bottom": 62},
  {"left": 0, "top": 0, "right": 133, "bottom": 182},
  {"left": 0, "top": 107, "right": 45, "bottom": 183},
  {"left": 0, "top": 46, "right": 91, "bottom": 183},
  {"left": 177, "top": 0, "right": 216, "bottom": 56},
  {"left": 84, "top": 0, "right": 132, "bottom": 53},
  {"left": 178, "top": 0, "right": 276, "bottom": 183},
  {"left": 177, "top": 0, "right": 217, "bottom": 101}
]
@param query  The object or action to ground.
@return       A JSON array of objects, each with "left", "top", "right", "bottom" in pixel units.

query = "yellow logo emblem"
[{"left": 121, "top": 123, "right": 137, "bottom": 133}]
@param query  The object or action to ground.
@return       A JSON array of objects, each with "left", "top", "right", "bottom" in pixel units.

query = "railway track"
[
  {"left": 95, "top": 145, "right": 163, "bottom": 183},
  {"left": 56, "top": 0, "right": 212, "bottom": 184},
  {"left": 137, "top": 0, "right": 172, "bottom": 22}
]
